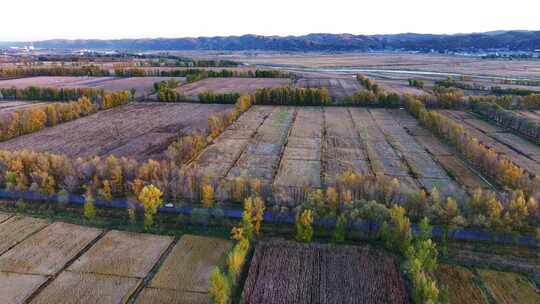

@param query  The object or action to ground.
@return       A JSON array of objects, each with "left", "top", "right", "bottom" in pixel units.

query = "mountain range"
[{"left": 2, "top": 31, "right": 540, "bottom": 52}]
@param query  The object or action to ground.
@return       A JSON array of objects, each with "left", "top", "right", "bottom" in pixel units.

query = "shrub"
[
  {"left": 84, "top": 191, "right": 96, "bottom": 221},
  {"left": 209, "top": 267, "right": 231, "bottom": 304},
  {"left": 295, "top": 209, "right": 314, "bottom": 243},
  {"left": 138, "top": 184, "right": 164, "bottom": 230}
]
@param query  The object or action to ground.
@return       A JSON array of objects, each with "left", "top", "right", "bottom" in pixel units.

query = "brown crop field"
[
  {"left": 0, "top": 222, "right": 101, "bottom": 275},
  {"left": 0, "top": 272, "right": 48, "bottom": 304},
  {"left": 436, "top": 264, "right": 489, "bottom": 304},
  {"left": 0, "top": 214, "right": 233, "bottom": 304},
  {"left": 68, "top": 230, "right": 173, "bottom": 278},
  {"left": 189, "top": 106, "right": 482, "bottom": 203},
  {"left": 477, "top": 269, "right": 540, "bottom": 304},
  {"left": 0, "top": 76, "right": 186, "bottom": 98},
  {"left": 137, "top": 234, "right": 232, "bottom": 303},
  {"left": 179, "top": 77, "right": 291, "bottom": 96},
  {"left": 0, "top": 102, "right": 231, "bottom": 161},
  {"left": 0, "top": 216, "right": 49, "bottom": 255},
  {"left": 30, "top": 271, "right": 140, "bottom": 304},
  {"left": 295, "top": 76, "right": 363, "bottom": 100},
  {"left": 242, "top": 239, "right": 409, "bottom": 304}
]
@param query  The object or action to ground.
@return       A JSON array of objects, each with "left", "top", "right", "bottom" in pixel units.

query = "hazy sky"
[{"left": 1, "top": 0, "right": 538, "bottom": 41}]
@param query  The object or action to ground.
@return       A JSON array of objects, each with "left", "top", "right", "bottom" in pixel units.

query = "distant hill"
[{"left": 3, "top": 31, "right": 540, "bottom": 52}]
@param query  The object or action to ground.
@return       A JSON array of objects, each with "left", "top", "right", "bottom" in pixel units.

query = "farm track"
[{"left": 0, "top": 213, "right": 230, "bottom": 304}]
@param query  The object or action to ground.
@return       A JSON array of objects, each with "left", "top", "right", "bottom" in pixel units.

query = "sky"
[{"left": 1, "top": 0, "right": 539, "bottom": 41}]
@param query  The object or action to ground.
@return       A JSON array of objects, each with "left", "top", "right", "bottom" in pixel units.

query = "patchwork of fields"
[
  {"left": 0, "top": 102, "right": 232, "bottom": 161},
  {"left": 188, "top": 106, "right": 490, "bottom": 203},
  {"left": 0, "top": 213, "right": 231, "bottom": 304},
  {"left": 0, "top": 76, "right": 186, "bottom": 98}
]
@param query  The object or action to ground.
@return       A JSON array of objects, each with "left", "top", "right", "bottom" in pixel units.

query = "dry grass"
[
  {"left": 31, "top": 271, "right": 139, "bottom": 304},
  {"left": 0, "top": 216, "right": 49, "bottom": 255},
  {"left": 435, "top": 264, "right": 489, "bottom": 304},
  {"left": 0, "top": 272, "right": 48, "bottom": 304},
  {"left": 69, "top": 230, "right": 172, "bottom": 278},
  {"left": 478, "top": 269, "right": 540, "bottom": 304},
  {"left": 0, "top": 222, "right": 101, "bottom": 275},
  {"left": 0, "top": 102, "right": 231, "bottom": 161},
  {"left": 149, "top": 235, "right": 232, "bottom": 292}
]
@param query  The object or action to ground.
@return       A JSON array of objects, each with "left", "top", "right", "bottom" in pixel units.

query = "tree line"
[
  {"left": 253, "top": 86, "right": 331, "bottom": 105},
  {"left": 0, "top": 66, "right": 111, "bottom": 78},
  {"left": 114, "top": 68, "right": 291, "bottom": 81},
  {"left": 198, "top": 92, "right": 241, "bottom": 104},
  {"left": 0, "top": 91, "right": 130, "bottom": 141},
  {"left": 0, "top": 86, "right": 105, "bottom": 102},
  {"left": 472, "top": 101, "right": 540, "bottom": 144}
]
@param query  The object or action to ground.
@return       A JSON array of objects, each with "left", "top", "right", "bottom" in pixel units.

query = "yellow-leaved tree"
[{"left": 138, "top": 185, "right": 163, "bottom": 230}]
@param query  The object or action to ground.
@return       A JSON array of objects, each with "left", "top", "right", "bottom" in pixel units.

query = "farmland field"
[
  {"left": 295, "top": 76, "right": 363, "bottom": 100},
  {"left": 179, "top": 77, "right": 291, "bottom": 96},
  {"left": 435, "top": 264, "right": 489, "bottom": 304},
  {"left": 439, "top": 110, "right": 540, "bottom": 176},
  {"left": 0, "top": 102, "right": 232, "bottom": 161},
  {"left": 242, "top": 239, "right": 409, "bottom": 304},
  {"left": 0, "top": 214, "right": 233, "bottom": 304},
  {"left": 189, "top": 106, "right": 484, "bottom": 203},
  {"left": 477, "top": 269, "right": 540, "bottom": 304},
  {"left": 0, "top": 76, "right": 186, "bottom": 97},
  {"left": 138, "top": 234, "right": 232, "bottom": 303},
  {"left": 0, "top": 101, "right": 49, "bottom": 116}
]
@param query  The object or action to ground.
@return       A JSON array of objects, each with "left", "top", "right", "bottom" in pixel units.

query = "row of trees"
[
  {"left": 0, "top": 92, "right": 130, "bottom": 142},
  {"left": 436, "top": 77, "right": 538, "bottom": 96},
  {"left": 356, "top": 74, "right": 380, "bottom": 94},
  {"left": 408, "top": 79, "right": 425, "bottom": 88},
  {"left": 472, "top": 102, "right": 540, "bottom": 144},
  {"left": 253, "top": 86, "right": 332, "bottom": 105},
  {"left": 344, "top": 90, "right": 401, "bottom": 108},
  {"left": 198, "top": 92, "right": 241, "bottom": 104},
  {"left": 210, "top": 196, "right": 264, "bottom": 304},
  {"left": 0, "top": 86, "right": 105, "bottom": 102},
  {"left": 405, "top": 97, "right": 540, "bottom": 199},
  {"left": 0, "top": 66, "right": 110, "bottom": 78},
  {"left": 113, "top": 68, "right": 290, "bottom": 80}
]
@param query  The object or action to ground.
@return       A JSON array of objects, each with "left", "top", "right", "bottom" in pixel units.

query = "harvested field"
[
  {"left": 242, "top": 239, "right": 409, "bottom": 304},
  {"left": 179, "top": 77, "right": 291, "bottom": 96},
  {"left": 372, "top": 78, "right": 426, "bottom": 95},
  {"left": 0, "top": 102, "right": 231, "bottom": 161},
  {"left": 295, "top": 76, "right": 362, "bottom": 100},
  {"left": 189, "top": 106, "right": 479, "bottom": 203},
  {"left": 30, "top": 271, "right": 140, "bottom": 304},
  {"left": 0, "top": 212, "right": 12, "bottom": 223},
  {"left": 0, "top": 272, "right": 48, "bottom": 304},
  {"left": 0, "top": 216, "right": 49, "bottom": 255},
  {"left": 147, "top": 235, "right": 232, "bottom": 293},
  {"left": 0, "top": 222, "right": 101, "bottom": 275},
  {"left": 439, "top": 110, "right": 540, "bottom": 176},
  {"left": 0, "top": 76, "right": 186, "bottom": 98},
  {"left": 477, "top": 269, "right": 540, "bottom": 304},
  {"left": 435, "top": 264, "right": 489, "bottom": 304},
  {"left": 69, "top": 230, "right": 172, "bottom": 278}
]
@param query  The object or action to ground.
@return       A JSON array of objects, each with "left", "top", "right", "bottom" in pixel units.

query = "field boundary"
[{"left": 0, "top": 189, "right": 537, "bottom": 247}]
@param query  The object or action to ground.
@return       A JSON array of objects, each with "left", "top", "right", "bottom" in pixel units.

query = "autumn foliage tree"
[{"left": 138, "top": 184, "right": 164, "bottom": 230}]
